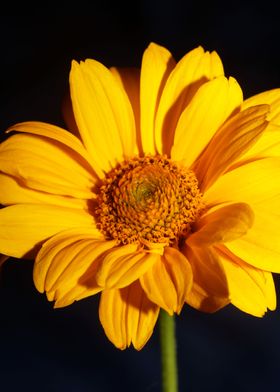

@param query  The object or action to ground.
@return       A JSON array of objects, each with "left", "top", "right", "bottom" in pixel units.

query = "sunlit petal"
[
  {"left": 7, "top": 121, "right": 100, "bottom": 175},
  {"left": 171, "top": 76, "right": 243, "bottom": 166},
  {"left": 216, "top": 245, "right": 276, "bottom": 316},
  {"left": 226, "top": 200, "right": 280, "bottom": 273},
  {"left": 140, "top": 247, "right": 192, "bottom": 315},
  {"left": 70, "top": 59, "right": 136, "bottom": 173},
  {"left": 96, "top": 244, "right": 159, "bottom": 289},
  {"left": 99, "top": 280, "right": 159, "bottom": 350},
  {"left": 184, "top": 245, "right": 229, "bottom": 312},
  {"left": 194, "top": 105, "right": 269, "bottom": 191},
  {"left": 155, "top": 47, "right": 224, "bottom": 154},
  {"left": 140, "top": 42, "right": 175, "bottom": 155},
  {"left": 242, "top": 88, "right": 280, "bottom": 124},
  {"left": 0, "top": 204, "right": 94, "bottom": 258},
  {"left": 187, "top": 203, "right": 254, "bottom": 247},
  {"left": 204, "top": 157, "right": 280, "bottom": 206},
  {"left": 0, "top": 173, "right": 90, "bottom": 209},
  {"left": 0, "top": 133, "right": 96, "bottom": 198},
  {"left": 34, "top": 228, "right": 116, "bottom": 307},
  {"left": 111, "top": 67, "right": 141, "bottom": 154}
]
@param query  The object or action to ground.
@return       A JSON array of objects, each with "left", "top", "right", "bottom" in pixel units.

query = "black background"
[{"left": 1, "top": 3, "right": 280, "bottom": 391}]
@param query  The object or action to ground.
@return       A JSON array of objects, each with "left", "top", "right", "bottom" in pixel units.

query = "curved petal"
[
  {"left": 242, "top": 88, "right": 280, "bottom": 124},
  {"left": 34, "top": 227, "right": 104, "bottom": 291},
  {"left": 0, "top": 204, "right": 94, "bottom": 258},
  {"left": 140, "top": 247, "right": 192, "bottom": 315},
  {"left": 70, "top": 59, "right": 136, "bottom": 174},
  {"left": 140, "top": 42, "right": 176, "bottom": 155},
  {"left": 34, "top": 228, "right": 116, "bottom": 307},
  {"left": 237, "top": 123, "right": 280, "bottom": 161},
  {"left": 216, "top": 245, "right": 276, "bottom": 316},
  {"left": 194, "top": 105, "right": 269, "bottom": 192},
  {"left": 99, "top": 280, "right": 160, "bottom": 350},
  {"left": 155, "top": 47, "right": 224, "bottom": 155},
  {"left": 0, "top": 173, "right": 90, "bottom": 209},
  {"left": 96, "top": 244, "right": 159, "bottom": 289},
  {"left": 226, "top": 200, "right": 280, "bottom": 273},
  {"left": 171, "top": 76, "right": 243, "bottom": 166},
  {"left": 239, "top": 89, "right": 280, "bottom": 161},
  {"left": 187, "top": 203, "right": 254, "bottom": 247},
  {"left": 0, "top": 133, "right": 96, "bottom": 198},
  {"left": 183, "top": 245, "right": 229, "bottom": 312},
  {"left": 111, "top": 67, "right": 141, "bottom": 154},
  {"left": 239, "top": 89, "right": 280, "bottom": 159},
  {"left": 6, "top": 121, "right": 98, "bottom": 176},
  {"left": 204, "top": 157, "right": 280, "bottom": 206}
]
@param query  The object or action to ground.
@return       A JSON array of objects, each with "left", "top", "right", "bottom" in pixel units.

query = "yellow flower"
[{"left": 1, "top": 43, "right": 280, "bottom": 350}]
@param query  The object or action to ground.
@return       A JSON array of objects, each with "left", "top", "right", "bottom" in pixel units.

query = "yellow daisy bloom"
[{"left": 1, "top": 43, "right": 280, "bottom": 350}]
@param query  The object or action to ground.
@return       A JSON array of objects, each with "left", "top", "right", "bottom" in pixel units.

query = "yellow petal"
[
  {"left": 226, "top": 201, "right": 280, "bottom": 272},
  {"left": 240, "top": 89, "right": 280, "bottom": 159},
  {"left": 140, "top": 247, "right": 192, "bottom": 315},
  {"left": 194, "top": 105, "right": 269, "bottom": 191},
  {"left": 34, "top": 228, "right": 116, "bottom": 307},
  {"left": 0, "top": 173, "right": 90, "bottom": 209},
  {"left": 49, "top": 239, "right": 111, "bottom": 294},
  {"left": 216, "top": 245, "right": 276, "bottom": 316},
  {"left": 187, "top": 203, "right": 254, "bottom": 247},
  {"left": 264, "top": 268, "right": 277, "bottom": 310},
  {"left": 237, "top": 123, "right": 280, "bottom": 160},
  {"left": 183, "top": 245, "right": 229, "bottom": 312},
  {"left": 155, "top": 47, "right": 224, "bottom": 154},
  {"left": 140, "top": 42, "right": 175, "bottom": 155},
  {"left": 242, "top": 88, "right": 280, "bottom": 124},
  {"left": 7, "top": 121, "right": 99, "bottom": 176},
  {"left": 0, "top": 204, "right": 94, "bottom": 258},
  {"left": 99, "top": 280, "right": 160, "bottom": 350},
  {"left": 70, "top": 59, "right": 136, "bottom": 174},
  {"left": 204, "top": 157, "right": 280, "bottom": 206},
  {"left": 111, "top": 67, "right": 141, "bottom": 154},
  {"left": 0, "top": 133, "right": 96, "bottom": 198},
  {"left": 96, "top": 244, "right": 159, "bottom": 289},
  {"left": 53, "top": 285, "right": 96, "bottom": 308},
  {"left": 171, "top": 76, "right": 243, "bottom": 166}
]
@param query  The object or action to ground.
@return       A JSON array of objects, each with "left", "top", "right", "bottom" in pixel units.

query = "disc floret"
[{"left": 96, "top": 156, "right": 203, "bottom": 246}]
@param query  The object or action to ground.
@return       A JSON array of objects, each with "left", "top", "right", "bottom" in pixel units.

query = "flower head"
[{"left": 1, "top": 43, "right": 280, "bottom": 349}]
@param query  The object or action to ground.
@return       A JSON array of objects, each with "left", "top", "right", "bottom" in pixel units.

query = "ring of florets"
[{"left": 95, "top": 155, "right": 204, "bottom": 246}]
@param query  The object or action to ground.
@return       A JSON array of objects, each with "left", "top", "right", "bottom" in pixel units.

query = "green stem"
[{"left": 159, "top": 310, "right": 179, "bottom": 392}]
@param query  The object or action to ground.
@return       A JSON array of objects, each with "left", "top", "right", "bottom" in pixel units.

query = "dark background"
[{"left": 1, "top": 3, "right": 280, "bottom": 391}]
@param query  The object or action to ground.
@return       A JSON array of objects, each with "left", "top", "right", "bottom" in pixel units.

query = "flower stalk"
[{"left": 159, "top": 310, "right": 179, "bottom": 392}]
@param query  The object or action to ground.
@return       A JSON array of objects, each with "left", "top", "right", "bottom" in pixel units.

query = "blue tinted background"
[{"left": 1, "top": 3, "right": 280, "bottom": 391}]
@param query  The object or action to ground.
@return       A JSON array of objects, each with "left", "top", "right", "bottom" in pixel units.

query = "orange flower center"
[{"left": 95, "top": 156, "right": 203, "bottom": 246}]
